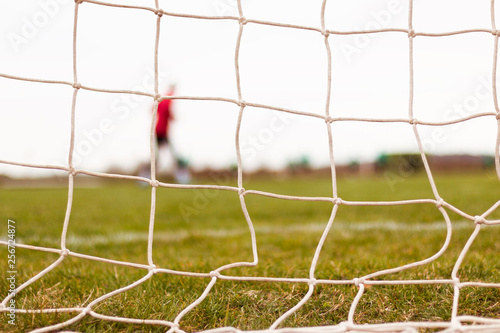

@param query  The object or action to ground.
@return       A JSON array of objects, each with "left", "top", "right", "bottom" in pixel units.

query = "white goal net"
[{"left": 1, "top": 0, "right": 500, "bottom": 332}]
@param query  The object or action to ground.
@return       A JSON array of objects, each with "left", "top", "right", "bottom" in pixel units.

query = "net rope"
[{"left": 1, "top": 0, "right": 500, "bottom": 332}]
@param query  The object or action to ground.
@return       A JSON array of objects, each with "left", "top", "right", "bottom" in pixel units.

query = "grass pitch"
[{"left": 0, "top": 171, "right": 499, "bottom": 332}]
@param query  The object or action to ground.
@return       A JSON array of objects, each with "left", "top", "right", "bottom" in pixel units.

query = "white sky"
[{"left": 0, "top": 0, "right": 498, "bottom": 178}]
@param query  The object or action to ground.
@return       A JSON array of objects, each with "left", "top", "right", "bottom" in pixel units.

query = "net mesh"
[{"left": 1, "top": 0, "right": 500, "bottom": 332}]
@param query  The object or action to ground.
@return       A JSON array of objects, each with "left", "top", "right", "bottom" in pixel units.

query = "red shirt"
[{"left": 155, "top": 98, "right": 172, "bottom": 139}]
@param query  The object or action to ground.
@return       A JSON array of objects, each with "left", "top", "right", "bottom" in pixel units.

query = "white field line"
[{"left": 8, "top": 221, "right": 474, "bottom": 247}]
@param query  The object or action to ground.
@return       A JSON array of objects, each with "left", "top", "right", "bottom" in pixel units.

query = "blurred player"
[
  {"left": 139, "top": 84, "right": 191, "bottom": 184},
  {"left": 155, "top": 85, "right": 174, "bottom": 149},
  {"left": 155, "top": 84, "right": 191, "bottom": 184}
]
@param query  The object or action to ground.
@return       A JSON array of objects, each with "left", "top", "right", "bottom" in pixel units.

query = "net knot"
[
  {"left": 149, "top": 265, "right": 158, "bottom": 274},
  {"left": 452, "top": 277, "right": 461, "bottom": 287},
  {"left": 308, "top": 278, "right": 317, "bottom": 286},
  {"left": 72, "top": 82, "right": 82, "bottom": 90},
  {"left": 496, "top": 112, "right": 500, "bottom": 120},
  {"left": 334, "top": 197, "right": 343, "bottom": 205},
  {"left": 353, "top": 278, "right": 362, "bottom": 287},
  {"left": 322, "top": 30, "right": 330, "bottom": 38},
  {"left": 435, "top": 198, "right": 444, "bottom": 208},
  {"left": 154, "top": 94, "right": 162, "bottom": 102},
  {"left": 74, "top": 0, "right": 84, "bottom": 4},
  {"left": 409, "top": 118, "right": 418, "bottom": 125},
  {"left": 210, "top": 271, "right": 220, "bottom": 278},
  {"left": 239, "top": 17, "right": 248, "bottom": 25},
  {"left": 408, "top": 29, "right": 416, "bottom": 38},
  {"left": 449, "top": 322, "right": 464, "bottom": 333},
  {"left": 155, "top": 9, "right": 164, "bottom": 17},
  {"left": 325, "top": 116, "right": 333, "bottom": 124},
  {"left": 238, "top": 188, "right": 245, "bottom": 196},
  {"left": 492, "top": 29, "right": 500, "bottom": 37},
  {"left": 69, "top": 168, "right": 77, "bottom": 176},
  {"left": 151, "top": 180, "right": 160, "bottom": 188},
  {"left": 473, "top": 215, "right": 486, "bottom": 225},
  {"left": 238, "top": 100, "right": 247, "bottom": 108},
  {"left": 61, "top": 249, "right": 70, "bottom": 257}
]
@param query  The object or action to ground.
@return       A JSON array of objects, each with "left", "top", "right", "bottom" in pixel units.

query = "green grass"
[{"left": 0, "top": 171, "right": 499, "bottom": 332}]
